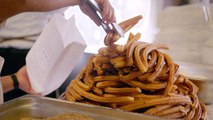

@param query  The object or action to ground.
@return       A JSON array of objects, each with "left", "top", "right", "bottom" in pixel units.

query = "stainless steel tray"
[{"left": 0, "top": 95, "right": 162, "bottom": 120}]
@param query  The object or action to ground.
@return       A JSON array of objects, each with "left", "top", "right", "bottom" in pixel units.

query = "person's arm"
[
  {"left": 0, "top": 66, "right": 38, "bottom": 94},
  {"left": 0, "top": 0, "right": 115, "bottom": 25},
  {"left": 24, "top": 0, "right": 80, "bottom": 11},
  {"left": 0, "top": 75, "right": 15, "bottom": 93},
  {"left": 0, "top": 0, "right": 26, "bottom": 22},
  {"left": 0, "top": 0, "right": 80, "bottom": 22}
]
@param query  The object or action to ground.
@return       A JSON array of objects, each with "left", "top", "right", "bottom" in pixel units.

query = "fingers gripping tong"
[{"left": 80, "top": 0, "right": 124, "bottom": 37}]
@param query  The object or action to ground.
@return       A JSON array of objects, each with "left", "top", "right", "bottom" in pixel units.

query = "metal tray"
[{"left": 0, "top": 95, "right": 162, "bottom": 120}]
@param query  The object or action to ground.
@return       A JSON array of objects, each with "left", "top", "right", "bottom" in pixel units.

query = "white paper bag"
[{"left": 26, "top": 14, "right": 87, "bottom": 95}]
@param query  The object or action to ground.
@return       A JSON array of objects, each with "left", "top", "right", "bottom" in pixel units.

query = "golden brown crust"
[
  {"left": 162, "top": 53, "right": 175, "bottom": 96},
  {"left": 119, "top": 95, "right": 192, "bottom": 111},
  {"left": 103, "top": 87, "right": 141, "bottom": 95},
  {"left": 72, "top": 80, "right": 134, "bottom": 103},
  {"left": 143, "top": 105, "right": 173, "bottom": 115}
]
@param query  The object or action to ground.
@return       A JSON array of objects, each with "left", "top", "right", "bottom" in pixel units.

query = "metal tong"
[{"left": 80, "top": 0, "right": 124, "bottom": 37}]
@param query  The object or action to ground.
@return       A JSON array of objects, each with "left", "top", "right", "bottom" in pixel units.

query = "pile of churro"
[{"left": 64, "top": 15, "right": 207, "bottom": 120}]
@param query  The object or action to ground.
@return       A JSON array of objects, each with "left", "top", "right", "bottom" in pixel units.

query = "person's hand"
[
  {"left": 79, "top": 0, "right": 116, "bottom": 26},
  {"left": 16, "top": 66, "right": 39, "bottom": 95}
]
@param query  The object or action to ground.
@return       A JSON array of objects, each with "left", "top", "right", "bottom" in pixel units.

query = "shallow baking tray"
[{"left": 0, "top": 95, "right": 162, "bottom": 120}]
